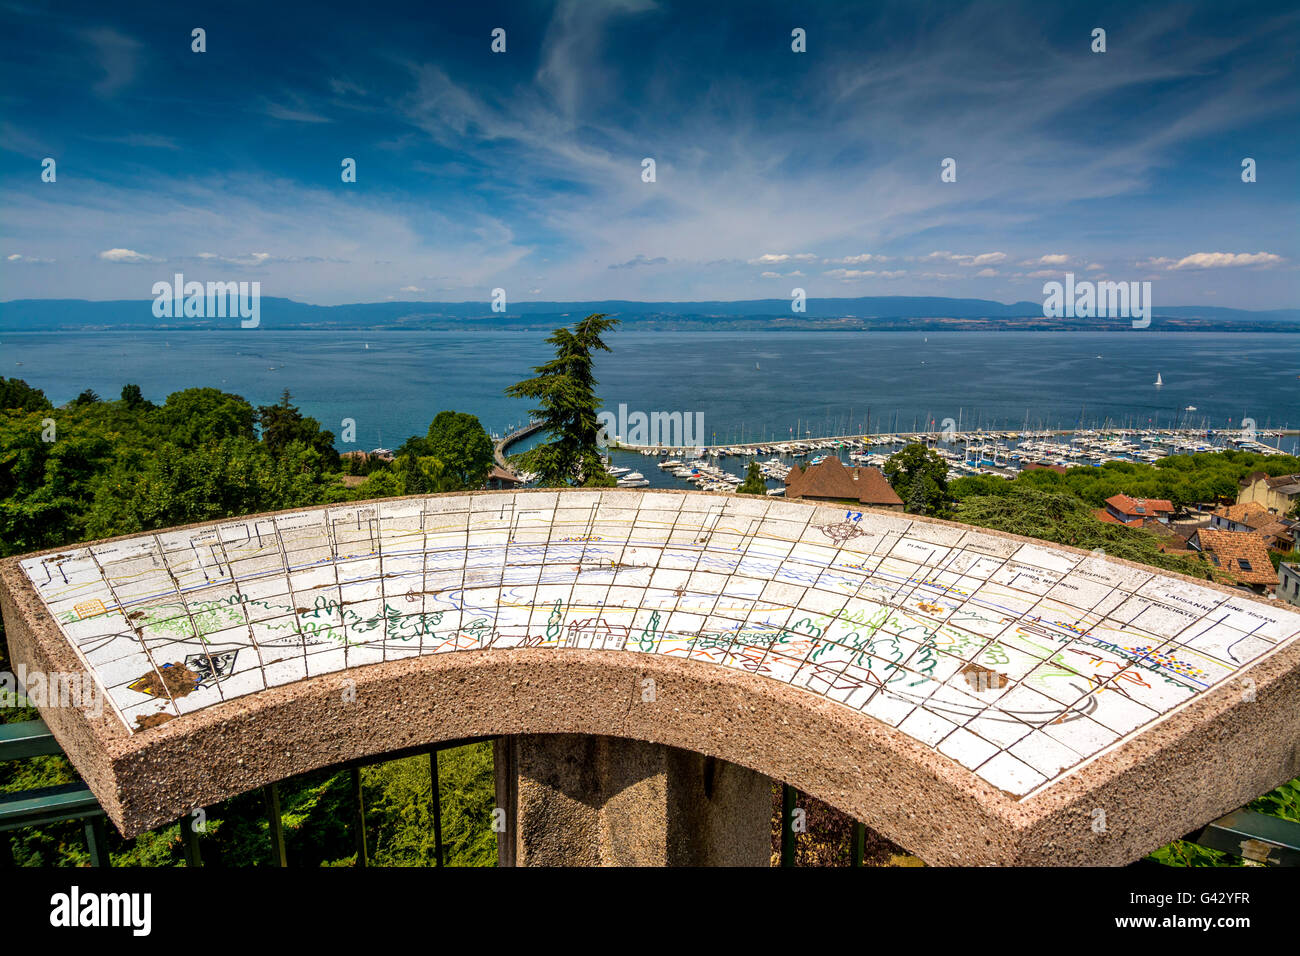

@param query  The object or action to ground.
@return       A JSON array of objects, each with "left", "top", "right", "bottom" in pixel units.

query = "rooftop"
[
  {"left": 1194, "top": 529, "right": 1278, "bottom": 586},
  {"left": 1105, "top": 494, "right": 1175, "bottom": 517},
  {"left": 785, "top": 457, "right": 904, "bottom": 506}
]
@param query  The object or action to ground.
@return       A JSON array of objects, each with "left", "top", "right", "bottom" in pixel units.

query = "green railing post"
[
  {"left": 264, "top": 784, "right": 286, "bottom": 867},
  {"left": 351, "top": 767, "right": 368, "bottom": 867},
  {"left": 181, "top": 810, "right": 202, "bottom": 867},
  {"left": 429, "top": 747, "right": 444, "bottom": 867},
  {"left": 83, "top": 815, "right": 111, "bottom": 867},
  {"left": 851, "top": 821, "right": 866, "bottom": 867},
  {"left": 781, "top": 784, "right": 797, "bottom": 867}
]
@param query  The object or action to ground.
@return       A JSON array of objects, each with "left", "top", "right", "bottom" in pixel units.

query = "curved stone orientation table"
[{"left": 3, "top": 489, "right": 1299, "bottom": 864}]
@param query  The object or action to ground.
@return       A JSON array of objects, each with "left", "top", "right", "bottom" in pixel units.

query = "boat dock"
[{"left": 609, "top": 426, "right": 1296, "bottom": 458}]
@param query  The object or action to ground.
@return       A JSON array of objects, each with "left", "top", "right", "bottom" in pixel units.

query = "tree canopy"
[
  {"left": 505, "top": 313, "right": 619, "bottom": 487},
  {"left": 949, "top": 450, "right": 1300, "bottom": 511},
  {"left": 883, "top": 443, "right": 949, "bottom": 516},
  {"left": 738, "top": 461, "right": 767, "bottom": 496},
  {"left": 396, "top": 410, "right": 493, "bottom": 491},
  {"left": 0, "top": 377, "right": 52, "bottom": 411}
]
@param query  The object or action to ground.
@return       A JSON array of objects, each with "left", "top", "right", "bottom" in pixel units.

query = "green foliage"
[
  {"left": 738, "top": 461, "right": 767, "bottom": 496},
  {"left": 420, "top": 411, "right": 494, "bottom": 490},
  {"left": 256, "top": 389, "right": 339, "bottom": 467},
  {"left": 120, "top": 383, "right": 151, "bottom": 410},
  {"left": 85, "top": 437, "right": 337, "bottom": 537},
  {"left": 884, "top": 443, "right": 949, "bottom": 516},
  {"left": 398, "top": 452, "right": 447, "bottom": 495},
  {"left": 953, "top": 487, "right": 1203, "bottom": 575},
  {"left": 362, "top": 745, "right": 498, "bottom": 866},
  {"left": 951, "top": 450, "right": 1300, "bottom": 512},
  {"left": 0, "top": 377, "right": 52, "bottom": 411},
  {"left": 505, "top": 313, "right": 619, "bottom": 487},
  {"left": 156, "top": 387, "right": 256, "bottom": 447}
]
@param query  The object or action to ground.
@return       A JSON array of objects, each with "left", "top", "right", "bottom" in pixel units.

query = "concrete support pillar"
[{"left": 494, "top": 734, "right": 771, "bottom": 866}]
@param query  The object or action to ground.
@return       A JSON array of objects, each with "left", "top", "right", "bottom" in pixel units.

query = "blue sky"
[{"left": 1, "top": 0, "right": 1297, "bottom": 307}]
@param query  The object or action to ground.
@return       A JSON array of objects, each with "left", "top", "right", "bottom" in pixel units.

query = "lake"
[{"left": 2, "top": 330, "right": 1296, "bottom": 458}]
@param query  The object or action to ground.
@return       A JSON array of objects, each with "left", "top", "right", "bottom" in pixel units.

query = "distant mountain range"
[{"left": 2, "top": 296, "right": 1297, "bottom": 332}]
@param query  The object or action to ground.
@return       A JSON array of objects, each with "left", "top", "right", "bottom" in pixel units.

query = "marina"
[{"left": 587, "top": 425, "right": 1298, "bottom": 495}]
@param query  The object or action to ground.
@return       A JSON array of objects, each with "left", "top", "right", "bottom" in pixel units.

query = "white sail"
[{"left": 1154, "top": 373, "right": 1163, "bottom": 387}]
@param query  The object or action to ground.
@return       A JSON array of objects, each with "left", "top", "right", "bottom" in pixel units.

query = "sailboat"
[{"left": 1154, "top": 373, "right": 1163, "bottom": 387}]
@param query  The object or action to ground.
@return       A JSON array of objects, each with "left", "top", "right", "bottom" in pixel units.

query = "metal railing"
[{"left": 1, "top": 718, "right": 488, "bottom": 867}]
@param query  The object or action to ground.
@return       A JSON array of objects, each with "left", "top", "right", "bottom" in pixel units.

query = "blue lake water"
[{"left": 2, "top": 330, "right": 1296, "bottom": 457}]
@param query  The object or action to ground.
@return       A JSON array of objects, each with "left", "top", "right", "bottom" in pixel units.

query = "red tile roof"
[
  {"left": 1105, "top": 494, "right": 1174, "bottom": 517},
  {"left": 1192, "top": 529, "right": 1277, "bottom": 586},
  {"left": 1212, "top": 501, "right": 1270, "bottom": 525},
  {"left": 785, "top": 457, "right": 903, "bottom": 506}
]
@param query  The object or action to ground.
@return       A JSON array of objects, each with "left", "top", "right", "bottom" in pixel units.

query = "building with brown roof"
[
  {"left": 486, "top": 465, "right": 525, "bottom": 489},
  {"left": 784, "top": 457, "right": 904, "bottom": 510},
  {"left": 1211, "top": 501, "right": 1295, "bottom": 551},
  {"left": 1211, "top": 500, "right": 1270, "bottom": 530},
  {"left": 1237, "top": 472, "right": 1300, "bottom": 515},
  {"left": 1189, "top": 529, "right": 1277, "bottom": 592},
  {"left": 1102, "top": 494, "right": 1175, "bottom": 527}
]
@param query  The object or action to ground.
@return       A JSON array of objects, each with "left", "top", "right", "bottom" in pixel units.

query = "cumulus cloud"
[
  {"left": 399, "top": 285, "right": 425, "bottom": 292},
  {"left": 1037, "top": 253, "right": 1070, "bottom": 265},
  {"left": 749, "top": 253, "right": 815, "bottom": 264},
  {"left": 98, "top": 248, "right": 158, "bottom": 263},
  {"left": 1168, "top": 251, "right": 1283, "bottom": 270}
]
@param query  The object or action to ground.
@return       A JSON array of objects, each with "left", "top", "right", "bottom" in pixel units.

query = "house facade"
[
  {"left": 1279, "top": 562, "right": 1300, "bottom": 608},
  {"left": 1237, "top": 471, "right": 1300, "bottom": 515}
]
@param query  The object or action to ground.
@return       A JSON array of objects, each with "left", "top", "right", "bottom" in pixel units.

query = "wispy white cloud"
[
  {"left": 98, "top": 247, "right": 159, "bottom": 263},
  {"left": 1136, "top": 252, "right": 1285, "bottom": 270},
  {"left": 84, "top": 28, "right": 139, "bottom": 98}
]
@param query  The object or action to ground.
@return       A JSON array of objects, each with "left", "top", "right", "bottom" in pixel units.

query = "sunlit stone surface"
[{"left": 21, "top": 490, "right": 1300, "bottom": 798}]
